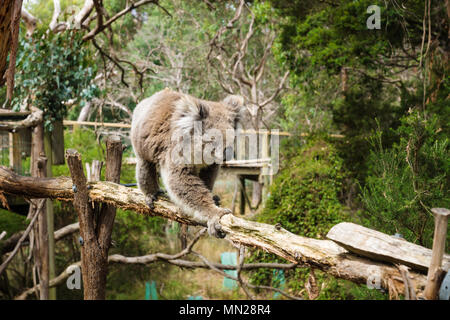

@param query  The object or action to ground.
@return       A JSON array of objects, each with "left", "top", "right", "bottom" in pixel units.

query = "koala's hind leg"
[
  {"left": 161, "top": 163, "right": 231, "bottom": 238},
  {"left": 136, "top": 159, "right": 163, "bottom": 209},
  {"left": 199, "top": 164, "right": 221, "bottom": 206}
]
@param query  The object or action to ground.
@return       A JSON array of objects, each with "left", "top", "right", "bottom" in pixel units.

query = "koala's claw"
[
  {"left": 207, "top": 218, "right": 226, "bottom": 239},
  {"left": 206, "top": 208, "right": 232, "bottom": 238},
  {"left": 212, "top": 195, "right": 221, "bottom": 206},
  {"left": 145, "top": 194, "right": 157, "bottom": 209},
  {"left": 145, "top": 189, "right": 167, "bottom": 209},
  {"left": 155, "top": 189, "right": 167, "bottom": 197}
]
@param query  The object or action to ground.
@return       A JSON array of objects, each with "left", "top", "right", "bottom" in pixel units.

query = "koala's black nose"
[{"left": 223, "top": 146, "right": 234, "bottom": 162}]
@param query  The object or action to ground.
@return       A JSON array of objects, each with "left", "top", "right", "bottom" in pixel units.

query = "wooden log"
[
  {"left": 424, "top": 208, "right": 450, "bottom": 300},
  {"left": 220, "top": 215, "right": 428, "bottom": 296},
  {"left": 326, "top": 222, "right": 450, "bottom": 272},
  {"left": 0, "top": 166, "right": 430, "bottom": 296}
]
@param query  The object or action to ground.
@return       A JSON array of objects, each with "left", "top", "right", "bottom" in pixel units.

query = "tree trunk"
[
  {"left": 0, "top": 0, "right": 14, "bottom": 87},
  {"left": 65, "top": 135, "right": 122, "bottom": 300}
]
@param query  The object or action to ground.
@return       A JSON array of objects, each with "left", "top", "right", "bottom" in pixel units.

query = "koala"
[{"left": 130, "top": 88, "right": 247, "bottom": 238}]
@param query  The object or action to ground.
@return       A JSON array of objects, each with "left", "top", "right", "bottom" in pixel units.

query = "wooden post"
[
  {"left": 65, "top": 135, "right": 122, "bottom": 300},
  {"left": 424, "top": 208, "right": 450, "bottom": 300},
  {"left": 51, "top": 119, "right": 65, "bottom": 165},
  {"left": 30, "top": 122, "right": 49, "bottom": 300},
  {"left": 36, "top": 156, "right": 49, "bottom": 299},
  {"left": 231, "top": 178, "right": 238, "bottom": 214},
  {"left": 239, "top": 175, "right": 246, "bottom": 215},
  {"left": 43, "top": 130, "right": 56, "bottom": 299},
  {"left": 9, "top": 131, "right": 21, "bottom": 174}
]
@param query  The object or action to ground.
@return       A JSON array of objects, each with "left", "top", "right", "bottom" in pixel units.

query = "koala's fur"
[{"left": 131, "top": 88, "right": 247, "bottom": 238}]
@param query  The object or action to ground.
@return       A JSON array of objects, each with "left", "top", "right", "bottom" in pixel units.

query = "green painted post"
[
  {"left": 272, "top": 269, "right": 286, "bottom": 299},
  {"left": 145, "top": 281, "right": 158, "bottom": 300},
  {"left": 221, "top": 252, "right": 238, "bottom": 290}
]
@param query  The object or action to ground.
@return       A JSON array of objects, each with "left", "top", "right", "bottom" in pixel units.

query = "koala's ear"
[
  {"left": 173, "top": 95, "right": 209, "bottom": 134},
  {"left": 223, "top": 95, "right": 245, "bottom": 112},
  {"left": 223, "top": 95, "right": 250, "bottom": 127}
]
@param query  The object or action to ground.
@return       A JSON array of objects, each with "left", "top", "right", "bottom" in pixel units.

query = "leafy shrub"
[
  {"left": 247, "top": 137, "right": 386, "bottom": 299},
  {"left": 0, "top": 209, "right": 26, "bottom": 236},
  {"left": 361, "top": 112, "right": 449, "bottom": 249}
]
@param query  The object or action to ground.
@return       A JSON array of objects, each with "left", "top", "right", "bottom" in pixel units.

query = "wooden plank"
[
  {"left": 62, "top": 120, "right": 345, "bottom": 139},
  {"left": 9, "top": 131, "right": 21, "bottom": 173},
  {"left": 327, "top": 222, "right": 450, "bottom": 272},
  {"left": 0, "top": 111, "right": 31, "bottom": 120},
  {"left": 220, "top": 167, "right": 260, "bottom": 176},
  {"left": 63, "top": 120, "right": 132, "bottom": 129}
]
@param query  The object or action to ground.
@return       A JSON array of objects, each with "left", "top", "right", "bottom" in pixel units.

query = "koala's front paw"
[
  {"left": 207, "top": 216, "right": 226, "bottom": 239},
  {"left": 145, "top": 194, "right": 158, "bottom": 209},
  {"left": 145, "top": 189, "right": 167, "bottom": 209},
  {"left": 206, "top": 208, "right": 232, "bottom": 238}
]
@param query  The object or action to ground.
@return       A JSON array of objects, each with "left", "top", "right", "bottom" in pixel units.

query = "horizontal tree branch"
[
  {"left": 0, "top": 166, "right": 428, "bottom": 296},
  {"left": 1, "top": 222, "right": 79, "bottom": 256}
]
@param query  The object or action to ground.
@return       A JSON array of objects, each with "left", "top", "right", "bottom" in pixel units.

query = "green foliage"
[
  {"left": 52, "top": 129, "right": 103, "bottom": 177},
  {"left": 12, "top": 30, "right": 98, "bottom": 131},
  {"left": 361, "top": 112, "right": 449, "bottom": 249},
  {"left": 266, "top": 0, "right": 448, "bottom": 182},
  {"left": 257, "top": 138, "right": 348, "bottom": 238},
  {"left": 0, "top": 209, "right": 26, "bottom": 236},
  {"left": 246, "top": 138, "right": 385, "bottom": 299}
]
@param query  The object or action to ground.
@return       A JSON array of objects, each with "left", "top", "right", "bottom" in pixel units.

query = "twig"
[
  {"left": 192, "top": 251, "right": 302, "bottom": 300},
  {"left": 0, "top": 200, "right": 44, "bottom": 275},
  {"left": 237, "top": 246, "right": 255, "bottom": 299}
]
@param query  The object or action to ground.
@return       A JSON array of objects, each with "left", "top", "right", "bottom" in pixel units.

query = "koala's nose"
[{"left": 223, "top": 146, "right": 234, "bottom": 162}]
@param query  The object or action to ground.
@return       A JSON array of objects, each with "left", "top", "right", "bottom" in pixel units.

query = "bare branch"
[
  {"left": 259, "top": 70, "right": 289, "bottom": 108},
  {"left": 0, "top": 199, "right": 44, "bottom": 275},
  {"left": 21, "top": 8, "right": 37, "bottom": 37},
  {"left": 208, "top": 0, "right": 245, "bottom": 60},
  {"left": 83, "top": 0, "right": 158, "bottom": 41},
  {"left": 49, "top": 0, "right": 61, "bottom": 30},
  {"left": 192, "top": 251, "right": 302, "bottom": 300}
]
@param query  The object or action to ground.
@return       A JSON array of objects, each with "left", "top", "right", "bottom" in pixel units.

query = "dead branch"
[
  {"left": 21, "top": 8, "right": 37, "bottom": 37},
  {"left": 0, "top": 166, "right": 429, "bottom": 296},
  {"left": 82, "top": 0, "right": 159, "bottom": 41},
  {"left": 192, "top": 251, "right": 302, "bottom": 300},
  {"left": 16, "top": 246, "right": 298, "bottom": 300},
  {"left": 1, "top": 222, "right": 79, "bottom": 256}
]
